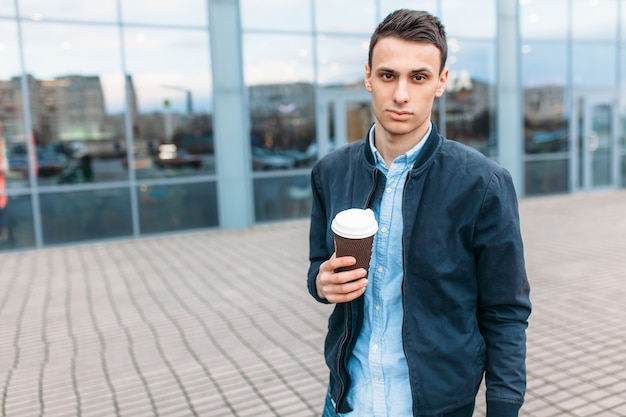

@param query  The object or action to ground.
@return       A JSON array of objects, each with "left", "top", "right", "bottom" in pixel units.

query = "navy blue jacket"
[{"left": 307, "top": 124, "right": 531, "bottom": 417}]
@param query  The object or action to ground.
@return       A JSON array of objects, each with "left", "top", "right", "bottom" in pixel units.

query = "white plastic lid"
[{"left": 331, "top": 208, "right": 378, "bottom": 239}]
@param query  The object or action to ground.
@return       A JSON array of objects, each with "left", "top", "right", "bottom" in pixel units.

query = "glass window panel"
[
  {"left": 521, "top": 42, "right": 568, "bottom": 155},
  {"left": 17, "top": 0, "right": 117, "bottom": 22},
  {"left": 519, "top": 0, "right": 567, "bottom": 40},
  {"left": 240, "top": 0, "right": 311, "bottom": 31},
  {"left": 621, "top": 155, "right": 626, "bottom": 187},
  {"left": 121, "top": 0, "right": 207, "bottom": 27},
  {"left": 124, "top": 28, "right": 214, "bottom": 178},
  {"left": 249, "top": 84, "right": 316, "bottom": 171},
  {"left": 1, "top": 20, "right": 30, "bottom": 189},
  {"left": 525, "top": 158, "right": 569, "bottom": 195},
  {"left": 243, "top": 34, "right": 314, "bottom": 85},
  {"left": 0, "top": 2, "right": 14, "bottom": 16},
  {"left": 521, "top": 42, "right": 567, "bottom": 87},
  {"left": 40, "top": 188, "right": 132, "bottom": 244},
  {"left": 379, "top": 1, "right": 438, "bottom": 20},
  {"left": 0, "top": 194, "right": 35, "bottom": 251},
  {"left": 441, "top": 0, "right": 495, "bottom": 38},
  {"left": 315, "top": 0, "right": 376, "bottom": 34},
  {"left": 572, "top": 44, "right": 616, "bottom": 88},
  {"left": 572, "top": 0, "right": 618, "bottom": 41},
  {"left": 138, "top": 181, "right": 218, "bottom": 234},
  {"left": 254, "top": 175, "right": 311, "bottom": 222},
  {"left": 244, "top": 34, "right": 316, "bottom": 171},
  {"left": 20, "top": 22, "right": 128, "bottom": 185},
  {"left": 445, "top": 40, "right": 496, "bottom": 157},
  {"left": 317, "top": 35, "right": 369, "bottom": 86}
]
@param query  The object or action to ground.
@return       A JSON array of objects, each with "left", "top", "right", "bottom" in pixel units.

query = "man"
[{"left": 307, "top": 9, "right": 531, "bottom": 417}]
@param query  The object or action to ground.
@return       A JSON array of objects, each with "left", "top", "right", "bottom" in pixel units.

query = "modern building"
[{"left": 0, "top": 0, "right": 625, "bottom": 252}]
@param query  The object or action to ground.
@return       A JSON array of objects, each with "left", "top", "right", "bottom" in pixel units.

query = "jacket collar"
[{"left": 363, "top": 121, "right": 442, "bottom": 172}]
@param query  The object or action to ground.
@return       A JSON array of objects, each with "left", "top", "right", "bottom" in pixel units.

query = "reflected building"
[{"left": 0, "top": 0, "right": 625, "bottom": 252}]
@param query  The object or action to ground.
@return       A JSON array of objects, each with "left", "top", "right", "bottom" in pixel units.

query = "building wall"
[{"left": 0, "top": 0, "right": 624, "bottom": 252}]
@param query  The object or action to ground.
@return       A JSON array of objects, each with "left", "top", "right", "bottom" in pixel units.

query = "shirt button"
[
  {"left": 372, "top": 344, "right": 379, "bottom": 351},
  {"left": 375, "top": 305, "right": 381, "bottom": 311},
  {"left": 377, "top": 267, "right": 383, "bottom": 273},
  {"left": 386, "top": 187, "right": 392, "bottom": 193},
  {"left": 380, "top": 226, "right": 388, "bottom": 233},
  {"left": 373, "top": 377, "right": 380, "bottom": 382}
]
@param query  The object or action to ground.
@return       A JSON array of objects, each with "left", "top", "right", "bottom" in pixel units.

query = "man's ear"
[
  {"left": 364, "top": 62, "right": 372, "bottom": 92},
  {"left": 435, "top": 68, "right": 449, "bottom": 98}
]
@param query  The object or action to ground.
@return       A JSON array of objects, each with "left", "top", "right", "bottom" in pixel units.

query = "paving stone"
[{"left": 0, "top": 190, "right": 625, "bottom": 416}]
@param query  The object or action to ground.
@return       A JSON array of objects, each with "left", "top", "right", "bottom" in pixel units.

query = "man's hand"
[{"left": 316, "top": 253, "right": 368, "bottom": 303}]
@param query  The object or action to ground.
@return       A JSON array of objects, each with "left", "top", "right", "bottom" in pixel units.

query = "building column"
[
  {"left": 208, "top": 0, "right": 253, "bottom": 229},
  {"left": 497, "top": 0, "right": 524, "bottom": 195}
]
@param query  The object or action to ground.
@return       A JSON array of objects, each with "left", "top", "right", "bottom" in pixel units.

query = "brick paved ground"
[{"left": 0, "top": 190, "right": 625, "bottom": 417}]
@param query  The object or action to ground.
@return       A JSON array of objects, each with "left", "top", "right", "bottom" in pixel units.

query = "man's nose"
[{"left": 393, "top": 81, "right": 410, "bottom": 103}]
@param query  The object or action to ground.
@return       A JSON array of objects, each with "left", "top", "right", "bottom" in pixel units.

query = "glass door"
[
  {"left": 315, "top": 88, "right": 372, "bottom": 160},
  {"left": 572, "top": 92, "right": 618, "bottom": 191}
]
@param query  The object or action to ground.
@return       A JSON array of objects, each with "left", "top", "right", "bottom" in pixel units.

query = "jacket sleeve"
[
  {"left": 307, "top": 163, "right": 331, "bottom": 304},
  {"left": 473, "top": 167, "right": 532, "bottom": 417}
]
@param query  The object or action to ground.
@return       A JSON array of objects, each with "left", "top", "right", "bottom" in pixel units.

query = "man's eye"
[
  {"left": 381, "top": 73, "right": 394, "bottom": 80},
  {"left": 414, "top": 75, "right": 426, "bottom": 81}
]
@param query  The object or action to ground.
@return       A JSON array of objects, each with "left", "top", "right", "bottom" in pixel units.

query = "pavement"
[{"left": 0, "top": 189, "right": 625, "bottom": 417}]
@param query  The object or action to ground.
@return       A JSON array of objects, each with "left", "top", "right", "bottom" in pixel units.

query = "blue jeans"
[{"left": 321, "top": 393, "right": 475, "bottom": 417}]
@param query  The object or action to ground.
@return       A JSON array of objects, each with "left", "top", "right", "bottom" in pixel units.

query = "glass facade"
[
  {"left": 521, "top": 0, "right": 625, "bottom": 195},
  {"left": 1, "top": 0, "right": 625, "bottom": 252}
]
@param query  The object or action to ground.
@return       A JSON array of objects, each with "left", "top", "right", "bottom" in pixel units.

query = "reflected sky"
[
  {"left": 441, "top": 0, "right": 495, "bottom": 38},
  {"left": 243, "top": 34, "right": 314, "bottom": 85},
  {"left": 0, "top": 21, "right": 20, "bottom": 78},
  {"left": 123, "top": 28, "right": 213, "bottom": 113},
  {"left": 14, "top": 0, "right": 207, "bottom": 26},
  {"left": 240, "top": 0, "right": 311, "bottom": 31}
]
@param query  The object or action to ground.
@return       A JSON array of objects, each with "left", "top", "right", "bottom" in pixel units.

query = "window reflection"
[
  {"left": 17, "top": 0, "right": 117, "bottom": 22},
  {"left": 441, "top": 0, "right": 495, "bottom": 38},
  {"left": 572, "top": 0, "right": 617, "bottom": 41},
  {"left": 124, "top": 28, "right": 214, "bottom": 178},
  {"left": 315, "top": 0, "right": 376, "bottom": 34},
  {"left": 379, "top": 1, "right": 438, "bottom": 19},
  {"left": 521, "top": 43, "right": 568, "bottom": 155},
  {"left": 445, "top": 40, "right": 496, "bottom": 156},
  {"left": 317, "top": 35, "right": 369, "bottom": 86},
  {"left": 519, "top": 0, "right": 567, "bottom": 39},
  {"left": 20, "top": 22, "right": 127, "bottom": 185},
  {"left": 138, "top": 182, "right": 218, "bottom": 234},
  {"left": 254, "top": 175, "right": 311, "bottom": 222},
  {"left": 240, "top": 0, "right": 311, "bottom": 31},
  {"left": 0, "top": 194, "right": 35, "bottom": 250},
  {"left": 121, "top": 0, "right": 207, "bottom": 26},
  {"left": 572, "top": 44, "right": 616, "bottom": 88},
  {"left": 40, "top": 188, "right": 132, "bottom": 244},
  {"left": 525, "top": 159, "right": 569, "bottom": 195},
  {"left": 0, "top": 2, "right": 14, "bottom": 16},
  {"left": 244, "top": 34, "right": 316, "bottom": 172},
  {"left": 1, "top": 21, "right": 29, "bottom": 189}
]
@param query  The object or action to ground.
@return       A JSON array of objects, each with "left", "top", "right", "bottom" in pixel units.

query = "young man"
[{"left": 307, "top": 9, "right": 531, "bottom": 417}]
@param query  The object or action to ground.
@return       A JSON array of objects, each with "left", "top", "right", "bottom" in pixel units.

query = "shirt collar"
[{"left": 368, "top": 122, "right": 432, "bottom": 170}]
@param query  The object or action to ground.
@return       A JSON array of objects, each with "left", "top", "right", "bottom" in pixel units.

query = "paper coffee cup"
[{"left": 331, "top": 208, "right": 378, "bottom": 274}]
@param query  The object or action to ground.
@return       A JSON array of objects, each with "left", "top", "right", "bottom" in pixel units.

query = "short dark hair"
[{"left": 368, "top": 9, "right": 448, "bottom": 74}]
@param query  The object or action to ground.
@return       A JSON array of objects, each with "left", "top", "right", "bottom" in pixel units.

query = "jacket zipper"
[
  {"left": 335, "top": 303, "right": 350, "bottom": 411},
  {"left": 335, "top": 168, "right": 379, "bottom": 412}
]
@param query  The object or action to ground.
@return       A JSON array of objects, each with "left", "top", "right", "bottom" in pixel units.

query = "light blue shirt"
[{"left": 342, "top": 124, "right": 430, "bottom": 417}]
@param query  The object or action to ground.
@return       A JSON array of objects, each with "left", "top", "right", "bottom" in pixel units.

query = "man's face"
[{"left": 365, "top": 37, "right": 448, "bottom": 141}]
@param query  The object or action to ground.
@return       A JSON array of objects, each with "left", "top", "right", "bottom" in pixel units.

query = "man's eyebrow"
[{"left": 374, "top": 66, "right": 434, "bottom": 75}]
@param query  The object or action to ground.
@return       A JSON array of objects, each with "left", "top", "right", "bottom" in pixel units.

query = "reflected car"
[
  {"left": 526, "top": 128, "right": 568, "bottom": 154},
  {"left": 251, "top": 147, "right": 296, "bottom": 170},
  {"left": 153, "top": 147, "right": 202, "bottom": 169},
  {"left": 8, "top": 149, "right": 69, "bottom": 177}
]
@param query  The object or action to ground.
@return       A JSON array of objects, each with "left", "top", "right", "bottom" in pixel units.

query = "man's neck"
[{"left": 373, "top": 122, "right": 431, "bottom": 168}]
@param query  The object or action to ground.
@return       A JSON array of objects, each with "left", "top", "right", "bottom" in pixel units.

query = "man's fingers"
[{"left": 324, "top": 278, "right": 368, "bottom": 303}]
